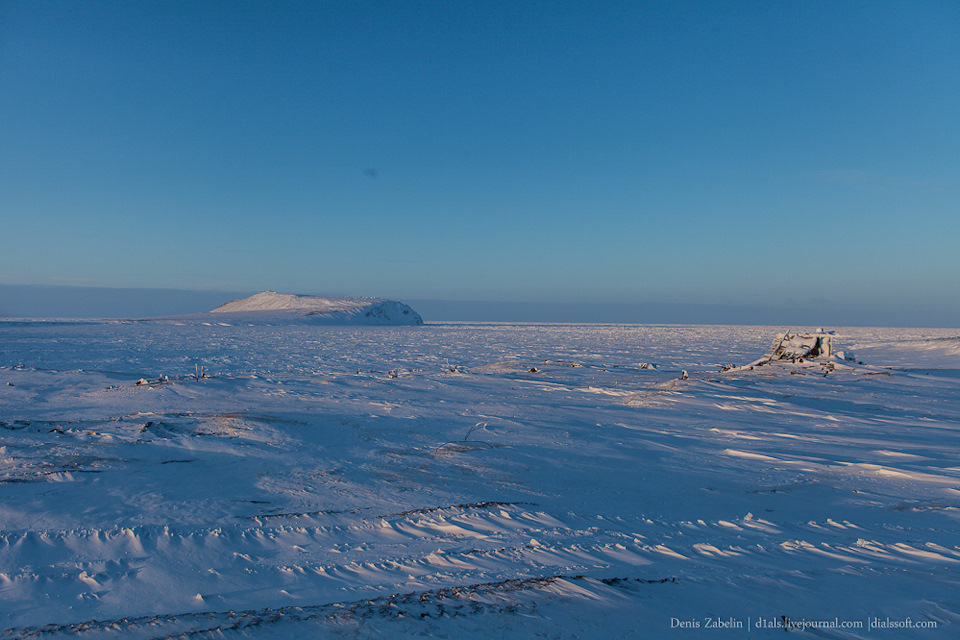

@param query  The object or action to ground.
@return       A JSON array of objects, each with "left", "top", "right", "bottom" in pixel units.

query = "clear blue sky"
[{"left": 2, "top": 1, "right": 958, "bottom": 318}]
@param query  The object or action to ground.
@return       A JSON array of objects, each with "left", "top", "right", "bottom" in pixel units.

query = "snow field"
[{"left": 1, "top": 321, "right": 958, "bottom": 638}]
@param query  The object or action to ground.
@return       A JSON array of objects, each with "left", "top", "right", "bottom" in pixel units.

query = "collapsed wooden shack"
[
  {"left": 724, "top": 329, "right": 855, "bottom": 372},
  {"left": 765, "top": 330, "right": 834, "bottom": 361}
]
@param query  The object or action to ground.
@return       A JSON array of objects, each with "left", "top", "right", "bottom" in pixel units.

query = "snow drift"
[{"left": 209, "top": 291, "right": 423, "bottom": 325}]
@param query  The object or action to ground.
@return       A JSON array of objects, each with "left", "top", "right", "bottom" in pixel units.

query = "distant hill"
[{"left": 209, "top": 291, "right": 423, "bottom": 325}]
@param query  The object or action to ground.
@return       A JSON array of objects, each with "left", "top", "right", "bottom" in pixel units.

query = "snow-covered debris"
[
  {"left": 723, "top": 329, "right": 859, "bottom": 372},
  {"left": 209, "top": 291, "right": 423, "bottom": 325},
  {"left": 764, "top": 329, "right": 835, "bottom": 361}
]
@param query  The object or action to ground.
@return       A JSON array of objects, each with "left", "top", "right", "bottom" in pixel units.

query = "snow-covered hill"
[{"left": 209, "top": 291, "right": 423, "bottom": 325}]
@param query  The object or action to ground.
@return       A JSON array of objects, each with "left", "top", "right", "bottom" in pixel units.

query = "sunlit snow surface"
[{"left": 1, "top": 321, "right": 959, "bottom": 638}]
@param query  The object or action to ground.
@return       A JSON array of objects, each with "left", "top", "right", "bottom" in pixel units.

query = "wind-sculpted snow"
[{"left": 0, "top": 321, "right": 958, "bottom": 638}]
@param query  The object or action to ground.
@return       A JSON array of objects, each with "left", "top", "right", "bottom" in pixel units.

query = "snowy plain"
[{"left": 1, "top": 318, "right": 959, "bottom": 638}]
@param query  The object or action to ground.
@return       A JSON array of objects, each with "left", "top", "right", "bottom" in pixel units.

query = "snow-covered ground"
[{"left": 1, "top": 321, "right": 958, "bottom": 638}]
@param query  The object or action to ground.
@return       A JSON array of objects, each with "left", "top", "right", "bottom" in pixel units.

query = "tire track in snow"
[{"left": 1, "top": 574, "right": 678, "bottom": 640}]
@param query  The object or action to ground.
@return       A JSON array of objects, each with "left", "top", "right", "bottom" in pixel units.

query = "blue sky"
[{"left": 2, "top": 1, "right": 958, "bottom": 321}]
